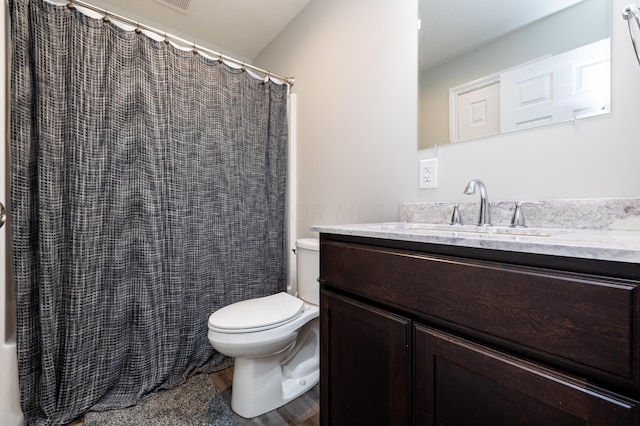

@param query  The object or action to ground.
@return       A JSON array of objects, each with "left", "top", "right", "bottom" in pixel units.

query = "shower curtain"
[{"left": 9, "top": 0, "right": 289, "bottom": 424}]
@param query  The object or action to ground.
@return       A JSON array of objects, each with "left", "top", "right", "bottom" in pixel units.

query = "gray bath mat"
[{"left": 84, "top": 373, "right": 236, "bottom": 426}]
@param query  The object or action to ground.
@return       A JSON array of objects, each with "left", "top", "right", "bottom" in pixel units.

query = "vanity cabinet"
[{"left": 319, "top": 234, "right": 640, "bottom": 425}]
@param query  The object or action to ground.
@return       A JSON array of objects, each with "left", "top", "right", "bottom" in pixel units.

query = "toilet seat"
[{"left": 208, "top": 292, "right": 304, "bottom": 334}]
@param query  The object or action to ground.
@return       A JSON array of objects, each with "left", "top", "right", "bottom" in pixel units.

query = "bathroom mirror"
[{"left": 418, "top": 0, "right": 612, "bottom": 149}]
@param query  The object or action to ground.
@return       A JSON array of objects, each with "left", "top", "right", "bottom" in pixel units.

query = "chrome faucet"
[{"left": 464, "top": 179, "right": 491, "bottom": 226}]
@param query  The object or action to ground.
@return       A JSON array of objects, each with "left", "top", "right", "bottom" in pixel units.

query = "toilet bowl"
[{"left": 207, "top": 238, "right": 320, "bottom": 418}]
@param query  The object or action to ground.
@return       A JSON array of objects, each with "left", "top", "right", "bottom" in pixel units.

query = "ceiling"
[
  {"left": 419, "top": 0, "right": 584, "bottom": 71},
  {"left": 86, "top": 0, "right": 312, "bottom": 62}
]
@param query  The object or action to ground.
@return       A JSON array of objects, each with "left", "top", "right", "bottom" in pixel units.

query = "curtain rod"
[{"left": 65, "top": 0, "right": 295, "bottom": 86}]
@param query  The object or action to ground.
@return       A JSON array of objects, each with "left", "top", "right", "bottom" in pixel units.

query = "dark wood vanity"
[{"left": 318, "top": 233, "right": 640, "bottom": 425}]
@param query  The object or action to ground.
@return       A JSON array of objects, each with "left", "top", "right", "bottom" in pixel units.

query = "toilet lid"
[{"left": 208, "top": 292, "right": 304, "bottom": 334}]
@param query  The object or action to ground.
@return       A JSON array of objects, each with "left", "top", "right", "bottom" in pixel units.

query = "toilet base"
[{"left": 230, "top": 318, "right": 319, "bottom": 418}]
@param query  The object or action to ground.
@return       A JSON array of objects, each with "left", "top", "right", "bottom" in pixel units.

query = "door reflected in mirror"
[{"left": 418, "top": 0, "right": 612, "bottom": 150}]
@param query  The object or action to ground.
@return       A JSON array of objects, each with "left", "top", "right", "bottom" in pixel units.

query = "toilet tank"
[{"left": 296, "top": 238, "right": 319, "bottom": 306}]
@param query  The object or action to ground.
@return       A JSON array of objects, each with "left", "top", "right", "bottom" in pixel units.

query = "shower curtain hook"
[
  {"left": 218, "top": 53, "right": 223, "bottom": 64},
  {"left": 66, "top": 0, "right": 74, "bottom": 10},
  {"left": 135, "top": 22, "right": 142, "bottom": 34},
  {"left": 164, "top": 32, "right": 169, "bottom": 44},
  {"left": 192, "top": 43, "right": 198, "bottom": 55},
  {"left": 102, "top": 10, "right": 110, "bottom": 23},
  {"left": 242, "top": 62, "right": 246, "bottom": 72}
]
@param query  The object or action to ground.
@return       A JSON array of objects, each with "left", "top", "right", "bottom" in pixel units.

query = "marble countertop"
[{"left": 310, "top": 222, "right": 640, "bottom": 264}]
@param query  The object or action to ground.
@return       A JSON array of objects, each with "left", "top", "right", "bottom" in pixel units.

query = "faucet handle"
[
  {"left": 510, "top": 201, "right": 542, "bottom": 228},
  {"left": 510, "top": 202, "right": 527, "bottom": 228},
  {"left": 450, "top": 203, "right": 462, "bottom": 225}
]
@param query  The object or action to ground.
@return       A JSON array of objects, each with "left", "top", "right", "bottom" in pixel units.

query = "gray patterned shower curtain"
[{"left": 9, "top": 0, "right": 289, "bottom": 424}]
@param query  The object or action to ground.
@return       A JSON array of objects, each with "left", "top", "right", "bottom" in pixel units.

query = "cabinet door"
[
  {"left": 320, "top": 289, "right": 411, "bottom": 426},
  {"left": 414, "top": 325, "right": 639, "bottom": 426}
]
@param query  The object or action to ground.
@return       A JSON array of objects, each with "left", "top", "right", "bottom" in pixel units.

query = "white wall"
[
  {"left": 259, "top": 0, "right": 640, "bottom": 238},
  {"left": 255, "top": 0, "right": 419, "bottom": 237}
]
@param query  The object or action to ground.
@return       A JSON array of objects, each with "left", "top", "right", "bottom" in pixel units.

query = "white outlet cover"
[{"left": 420, "top": 158, "right": 438, "bottom": 189}]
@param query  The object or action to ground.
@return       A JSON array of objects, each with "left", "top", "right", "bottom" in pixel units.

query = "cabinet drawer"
[{"left": 320, "top": 240, "right": 639, "bottom": 382}]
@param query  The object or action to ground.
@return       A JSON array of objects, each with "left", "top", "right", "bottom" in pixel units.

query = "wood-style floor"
[
  {"left": 69, "top": 365, "right": 319, "bottom": 426},
  {"left": 211, "top": 366, "right": 320, "bottom": 426}
]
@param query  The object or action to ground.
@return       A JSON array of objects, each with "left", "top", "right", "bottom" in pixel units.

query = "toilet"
[{"left": 207, "top": 238, "right": 320, "bottom": 418}]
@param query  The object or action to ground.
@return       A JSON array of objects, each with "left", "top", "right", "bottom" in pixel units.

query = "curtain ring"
[
  {"left": 164, "top": 32, "right": 169, "bottom": 45},
  {"left": 66, "top": 0, "right": 74, "bottom": 9},
  {"left": 102, "top": 10, "right": 110, "bottom": 23},
  {"left": 218, "top": 54, "right": 223, "bottom": 64},
  {"left": 135, "top": 22, "right": 141, "bottom": 34},
  {"left": 241, "top": 62, "right": 246, "bottom": 72},
  {"left": 192, "top": 43, "right": 198, "bottom": 55}
]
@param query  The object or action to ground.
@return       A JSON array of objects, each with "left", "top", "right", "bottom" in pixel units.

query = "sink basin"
[
  {"left": 409, "top": 223, "right": 550, "bottom": 237},
  {"left": 367, "top": 222, "right": 551, "bottom": 238}
]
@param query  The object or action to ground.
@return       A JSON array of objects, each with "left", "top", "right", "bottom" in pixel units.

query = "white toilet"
[{"left": 207, "top": 238, "right": 320, "bottom": 418}]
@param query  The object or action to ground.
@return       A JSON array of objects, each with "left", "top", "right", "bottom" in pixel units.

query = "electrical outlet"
[{"left": 419, "top": 159, "right": 438, "bottom": 189}]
